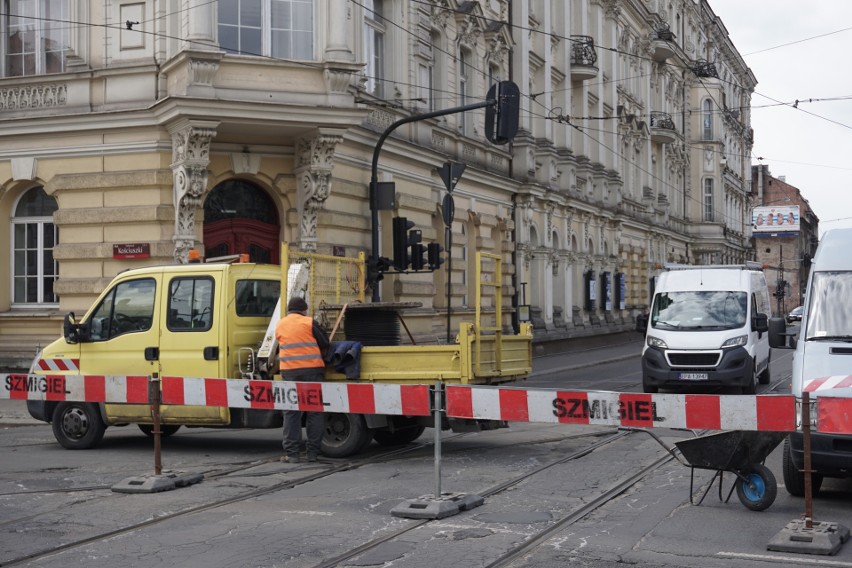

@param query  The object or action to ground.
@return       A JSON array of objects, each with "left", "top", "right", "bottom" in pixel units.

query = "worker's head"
[{"left": 287, "top": 297, "right": 308, "bottom": 314}]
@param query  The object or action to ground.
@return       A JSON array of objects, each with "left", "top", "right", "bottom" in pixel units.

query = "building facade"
[
  {"left": 0, "top": 0, "right": 756, "bottom": 369},
  {"left": 751, "top": 165, "right": 819, "bottom": 317}
]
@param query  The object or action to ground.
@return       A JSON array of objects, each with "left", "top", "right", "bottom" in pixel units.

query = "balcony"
[
  {"left": 570, "top": 36, "right": 599, "bottom": 81},
  {"left": 651, "top": 25, "right": 676, "bottom": 62},
  {"left": 649, "top": 111, "right": 677, "bottom": 144},
  {"left": 690, "top": 60, "right": 718, "bottom": 79}
]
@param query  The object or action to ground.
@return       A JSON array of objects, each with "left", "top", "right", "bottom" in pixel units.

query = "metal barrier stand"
[{"left": 390, "top": 382, "right": 484, "bottom": 519}]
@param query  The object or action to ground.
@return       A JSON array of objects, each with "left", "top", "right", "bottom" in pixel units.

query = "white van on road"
[
  {"left": 770, "top": 228, "right": 852, "bottom": 496},
  {"left": 641, "top": 263, "right": 772, "bottom": 394}
]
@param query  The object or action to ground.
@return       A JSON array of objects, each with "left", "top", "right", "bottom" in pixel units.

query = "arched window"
[{"left": 11, "top": 187, "right": 58, "bottom": 305}]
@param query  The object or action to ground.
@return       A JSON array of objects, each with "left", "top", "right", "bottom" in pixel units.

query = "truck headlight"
[
  {"left": 721, "top": 335, "right": 747, "bottom": 348},
  {"left": 647, "top": 335, "right": 668, "bottom": 349}
]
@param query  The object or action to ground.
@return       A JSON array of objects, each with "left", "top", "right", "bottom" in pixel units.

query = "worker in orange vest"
[{"left": 276, "top": 297, "right": 329, "bottom": 463}]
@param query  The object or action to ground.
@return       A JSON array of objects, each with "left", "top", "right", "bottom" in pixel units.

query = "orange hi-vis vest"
[{"left": 276, "top": 313, "right": 324, "bottom": 371}]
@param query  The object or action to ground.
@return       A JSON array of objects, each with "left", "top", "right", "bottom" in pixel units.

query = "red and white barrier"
[
  {"left": 1, "top": 374, "right": 432, "bottom": 417},
  {"left": 804, "top": 375, "right": 852, "bottom": 394},
  {"left": 160, "top": 376, "right": 431, "bottom": 416},
  {"left": 445, "top": 385, "right": 798, "bottom": 432}
]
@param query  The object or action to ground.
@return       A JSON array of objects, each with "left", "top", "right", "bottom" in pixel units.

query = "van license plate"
[{"left": 679, "top": 373, "right": 708, "bottom": 381}]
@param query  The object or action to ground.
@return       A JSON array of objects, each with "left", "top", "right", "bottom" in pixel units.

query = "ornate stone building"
[{"left": 0, "top": 0, "right": 756, "bottom": 369}]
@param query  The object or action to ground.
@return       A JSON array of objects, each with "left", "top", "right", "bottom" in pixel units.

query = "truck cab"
[
  {"left": 28, "top": 262, "right": 281, "bottom": 448},
  {"left": 770, "top": 228, "right": 852, "bottom": 496},
  {"left": 641, "top": 263, "right": 771, "bottom": 394}
]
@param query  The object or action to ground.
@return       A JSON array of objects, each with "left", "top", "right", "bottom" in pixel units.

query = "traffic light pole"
[{"left": 369, "top": 100, "right": 495, "bottom": 302}]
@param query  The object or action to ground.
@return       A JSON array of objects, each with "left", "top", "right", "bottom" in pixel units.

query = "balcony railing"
[
  {"left": 690, "top": 60, "right": 718, "bottom": 79},
  {"left": 570, "top": 35, "right": 599, "bottom": 81},
  {"left": 649, "top": 111, "right": 677, "bottom": 144}
]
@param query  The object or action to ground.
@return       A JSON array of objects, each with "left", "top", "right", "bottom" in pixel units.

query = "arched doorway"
[{"left": 203, "top": 180, "right": 280, "bottom": 264}]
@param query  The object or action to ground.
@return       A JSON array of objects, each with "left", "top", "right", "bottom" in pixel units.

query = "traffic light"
[
  {"left": 485, "top": 81, "right": 520, "bottom": 145},
  {"left": 392, "top": 217, "right": 416, "bottom": 270},
  {"left": 427, "top": 242, "right": 444, "bottom": 270},
  {"left": 411, "top": 243, "right": 427, "bottom": 270}
]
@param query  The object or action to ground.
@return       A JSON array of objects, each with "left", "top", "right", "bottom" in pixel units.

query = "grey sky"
[{"left": 709, "top": 0, "right": 852, "bottom": 236}]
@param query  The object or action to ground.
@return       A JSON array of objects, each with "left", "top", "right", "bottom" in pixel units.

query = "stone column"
[
  {"left": 169, "top": 120, "right": 219, "bottom": 263},
  {"left": 294, "top": 132, "right": 344, "bottom": 251},
  {"left": 187, "top": 0, "right": 216, "bottom": 48}
]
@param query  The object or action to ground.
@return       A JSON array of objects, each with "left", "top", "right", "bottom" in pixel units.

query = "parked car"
[{"left": 786, "top": 305, "right": 803, "bottom": 323}]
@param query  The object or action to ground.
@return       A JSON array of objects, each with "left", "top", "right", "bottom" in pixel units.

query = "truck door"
[
  {"left": 78, "top": 275, "right": 164, "bottom": 424},
  {"left": 157, "top": 273, "right": 229, "bottom": 424}
]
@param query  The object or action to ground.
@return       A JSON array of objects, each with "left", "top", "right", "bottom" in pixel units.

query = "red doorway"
[{"left": 203, "top": 180, "right": 280, "bottom": 264}]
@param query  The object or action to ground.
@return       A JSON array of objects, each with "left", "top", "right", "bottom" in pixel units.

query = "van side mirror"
[
  {"left": 635, "top": 312, "right": 648, "bottom": 334},
  {"left": 753, "top": 312, "right": 769, "bottom": 333},
  {"left": 768, "top": 317, "right": 792, "bottom": 349}
]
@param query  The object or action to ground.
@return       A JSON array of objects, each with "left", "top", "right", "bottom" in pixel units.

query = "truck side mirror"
[
  {"left": 63, "top": 312, "right": 79, "bottom": 344},
  {"left": 768, "top": 317, "right": 792, "bottom": 349}
]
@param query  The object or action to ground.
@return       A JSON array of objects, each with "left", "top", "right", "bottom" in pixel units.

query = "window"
[
  {"left": 235, "top": 279, "right": 281, "bottom": 317},
  {"left": 702, "top": 99, "right": 713, "bottom": 140},
  {"left": 167, "top": 277, "right": 214, "bottom": 331},
  {"left": 11, "top": 187, "right": 58, "bottom": 306},
  {"left": 703, "top": 178, "right": 714, "bottom": 222},
  {"left": 3, "top": 0, "right": 70, "bottom": 77},
  {"left": 459, "top": 48, "right": 470, "bottom": 133},
  {"left": 218, "top": 0, "right": 313, "bottom": 60},
  {"left": 363, "top": 0, "right": 385, "bottom": 96},
  {"left": 87, "top": 279, "right": 156, "bottom": 341}
]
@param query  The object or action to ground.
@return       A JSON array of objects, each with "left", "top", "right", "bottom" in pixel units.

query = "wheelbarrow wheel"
[{"left": 735, "top": 463, "right": 777, "bottom": 511}]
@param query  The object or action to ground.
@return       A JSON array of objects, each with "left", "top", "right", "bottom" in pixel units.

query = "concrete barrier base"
[
  {"left": 390, "top": 492, "right": 484, "bottom": 519},
  {"left": 767, "top": 519, "right": 850, "bottom": 555}
]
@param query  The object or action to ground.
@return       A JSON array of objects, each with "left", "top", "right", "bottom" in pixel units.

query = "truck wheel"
[
  {"left": 735, "top": 463, "right": 777, "bottom": 511},
  {"left": 373, "top": 425, "right": 426, "bottom": 446},
  {"left": 782, "top": 437, "right": 823, "bottom": 497},
  {"left": 321, "top": 413, "right": 372, "bottom": 458},
  {"left": 138, "top": 425, "right": 181, "bottom": 438},
  {"left": 51, "top": 402, "right": 106, "bottom": 450}
]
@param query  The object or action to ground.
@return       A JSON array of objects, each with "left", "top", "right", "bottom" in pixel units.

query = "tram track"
[{"left": 0, "top": 428, "right": 615, "bottom": 567}]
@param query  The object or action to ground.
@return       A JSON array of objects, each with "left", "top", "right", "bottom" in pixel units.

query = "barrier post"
[
  {"left": 767, "top": 392, "right": 849, "bottom": 554},
  {"left": 150, "top": 374, "right": 163, "bottom": 476},
  {"left": 433, "top": 381, "right": 442, "bottom": 501},
  {"left": 390, "top": 381, "right": 483, "bottom": 519},
  {"left": 111, "top": 374, "right": 203, "bottom": 494}
]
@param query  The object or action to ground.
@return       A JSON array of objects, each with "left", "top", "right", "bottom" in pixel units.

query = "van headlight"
[
  {"left": 721, "top": 335, "right": 747, "bottom": 348},
  {"left": 647, "top": 335, "right": 668, "bottom": 349}
]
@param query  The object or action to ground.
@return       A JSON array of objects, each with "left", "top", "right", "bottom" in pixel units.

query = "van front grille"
[{"left": 667, "top": 352, "right": 721, "bottom": 367}]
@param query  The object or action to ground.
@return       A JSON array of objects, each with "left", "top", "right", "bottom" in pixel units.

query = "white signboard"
[{"left": 752, "top": 205, "right": 800, "bottom": 234}]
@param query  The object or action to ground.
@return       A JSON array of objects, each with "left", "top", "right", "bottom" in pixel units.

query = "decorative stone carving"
[
  {"left": 294, "top": 133, "right": 344, "bottom": 250},
  {"left": 0, "top": 83, "right": 67, "bottom": 110},
  {"left": 170, "top": 121, "right": 218, "bottom": 263}
]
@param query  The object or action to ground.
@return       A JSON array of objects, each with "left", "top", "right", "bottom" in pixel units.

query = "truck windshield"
[
  {"left": 650, "top": 291, "right": 747, "bottom": 331},
  {"left": 805, "top": 271, "right": 852, "bottom": 341}
]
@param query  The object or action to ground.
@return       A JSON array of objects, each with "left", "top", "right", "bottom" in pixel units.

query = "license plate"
[{"left": 679, "top": 372, "right": 708, "bottom": 381}]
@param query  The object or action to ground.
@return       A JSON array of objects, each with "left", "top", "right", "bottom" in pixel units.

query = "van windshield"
[
  {"left": 805, "top": 271, "right": 852, "bottom": 341},
  {"left": 650, "top": 291, "right": 747, "bottom": 331}
]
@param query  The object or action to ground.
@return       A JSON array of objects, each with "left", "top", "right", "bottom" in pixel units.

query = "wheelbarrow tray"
[{"left": 674, "top": 430, "right": 787, "bottom": 472}]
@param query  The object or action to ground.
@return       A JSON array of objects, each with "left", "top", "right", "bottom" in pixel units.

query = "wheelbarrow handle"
[{"left": 618, "top": 427, "right": 692, "bottom": 467}]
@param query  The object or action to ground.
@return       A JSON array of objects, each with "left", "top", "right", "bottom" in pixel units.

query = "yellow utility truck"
[{"left": 27, "top": 246, "right": 533, "bottom": 456}]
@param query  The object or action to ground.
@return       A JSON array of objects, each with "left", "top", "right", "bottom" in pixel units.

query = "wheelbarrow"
[{"left": 630, "top": 429, "right": 788, "bottom": 512}]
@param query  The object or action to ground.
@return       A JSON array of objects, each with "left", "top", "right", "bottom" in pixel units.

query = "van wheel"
[
  {"left": 321, "top": 413, "right": 373, "bottom": 458},
  {"left": 51, "top": 402, "right": 106, "bottom": 450},
  {"left": 139, "top": 425, "right": 181, "bottom": 437},
  {"left": 742, "top": 359, "right": 758, "bottom": 395},
  {"left": 758, "top": 358, "right": 771, "bottom": 385},
  {"left": 782, "top": 437, "right": 823, "bottom": 497}
]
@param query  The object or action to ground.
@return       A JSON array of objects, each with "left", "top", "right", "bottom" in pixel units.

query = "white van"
[
  {"left": 641, "top": 263, "right": 771, "bottom": 394},
  {"left": 770, "top": 228, "right": 852, "bottom": 496}
]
